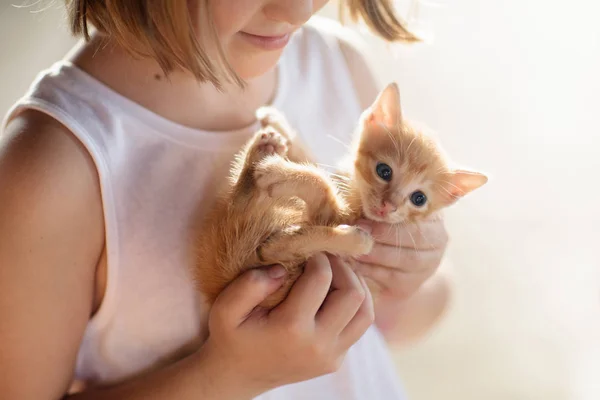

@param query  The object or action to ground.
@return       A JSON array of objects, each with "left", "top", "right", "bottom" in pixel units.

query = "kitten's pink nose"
[{"left": 374, "top": 201, "right": 397, "bottom": 217}]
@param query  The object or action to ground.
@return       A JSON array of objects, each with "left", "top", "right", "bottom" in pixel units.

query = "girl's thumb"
[{"left": 212, "top": 265, "right": 286, "bottom": 326}]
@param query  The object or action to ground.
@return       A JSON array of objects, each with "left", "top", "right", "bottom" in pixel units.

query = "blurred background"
[{"left": 1, "top": 0, "right": 599, "bottom": 399}]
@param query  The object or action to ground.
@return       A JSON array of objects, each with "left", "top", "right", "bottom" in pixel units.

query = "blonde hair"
[{"left": 66, "top": 0, "right": 419, "bottom": 88}]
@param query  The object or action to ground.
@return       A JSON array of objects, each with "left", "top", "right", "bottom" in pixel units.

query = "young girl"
[{"left": 0, "top": 1, "right": 451, "bottom": 398}]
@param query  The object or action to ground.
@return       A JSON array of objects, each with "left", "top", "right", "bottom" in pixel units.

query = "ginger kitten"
[
  {"left": 343, "top": 83, "right": 488, "bottom": 225},
  {"left": 194, "top": 83, "right": 487, "bottom": 308}
]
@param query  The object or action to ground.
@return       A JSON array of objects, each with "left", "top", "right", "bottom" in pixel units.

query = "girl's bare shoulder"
[
  {"left": 0, "top": 108, "right": 105, "bottom": 258},
  {"left": 1, "top": 109, "right": 103, "bottom": 222},
  {"left": 0, "top": 109, "right": 105, "bottom": 398}
]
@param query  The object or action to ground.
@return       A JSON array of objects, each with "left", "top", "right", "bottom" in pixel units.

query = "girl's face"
[{"left": 195, "top": 0, "right": 329, "bottom": 79}]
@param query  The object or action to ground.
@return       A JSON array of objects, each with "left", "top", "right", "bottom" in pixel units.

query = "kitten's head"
[{"left": 352, "top": 83, "right": 488, "bottom": 224}]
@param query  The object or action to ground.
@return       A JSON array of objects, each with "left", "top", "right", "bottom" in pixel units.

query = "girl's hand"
[
  {"left": 200, "top": 253, "right": 374, "bottom": 398},
  {"left": 355, "top": 216, "right": 449, "bottom": 301}
]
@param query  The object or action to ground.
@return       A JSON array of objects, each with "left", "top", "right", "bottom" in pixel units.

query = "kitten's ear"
[
  {"left": 440, "top": 169, "right": 488, "bottom": 205},
  {"left": 367, "top": 83, "right": 402, "bottom": 128}
]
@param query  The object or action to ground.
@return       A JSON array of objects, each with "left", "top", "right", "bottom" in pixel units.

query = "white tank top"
[{"left": 4, "top": 17, "right": 406, "bottom": 400}]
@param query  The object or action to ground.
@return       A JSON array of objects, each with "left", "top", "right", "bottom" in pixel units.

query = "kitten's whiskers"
[
  {"left": 325, "top": 171, "right": 351, "bottom": 181},
  {"left": 435, "top": 183, "right": 455, "bottom": 198},
  {"left": 439, "top": 180, "right": 464, "bottom": 194},
  {"left": 316, "top": 162, "right": 342, "bottom": 170},
  {"left": 405, "top": 136, "right": 417, "bottom": 156},
  {"left": 377, "top": 121, "right": 402, "bottom": 158},
  {"left": 415, "top": 223, "right": 436, "bottom": 251},
  {"left": 403, "top": 221, "right": 421, "bottom": 259},
  {"left": 326, "top": 134, "right": 352, "bottom": 151}
]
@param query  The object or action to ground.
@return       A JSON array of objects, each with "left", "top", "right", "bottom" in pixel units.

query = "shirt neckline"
[{"left": 52, "top": 46, "right": 291, "bottom": 151}]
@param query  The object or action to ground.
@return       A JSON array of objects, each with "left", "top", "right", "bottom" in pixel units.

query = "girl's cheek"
[{"left": 208, "top": 0, "right": 264, "bottom": 37}]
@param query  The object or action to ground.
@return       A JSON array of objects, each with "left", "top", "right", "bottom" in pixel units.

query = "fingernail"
[
  {"left": 267, "top": 265, "right": 286, "bottom": 279},
  {"left": 356, "top": 219, "right": 373, "bottom": 234},
  {"left": 309, "top": 252, "right": 329, "bottom": 264}
]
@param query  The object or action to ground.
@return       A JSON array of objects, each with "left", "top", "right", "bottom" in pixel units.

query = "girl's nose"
[{"left": 265, "top": 0, "right": 314, "bottom": 26}]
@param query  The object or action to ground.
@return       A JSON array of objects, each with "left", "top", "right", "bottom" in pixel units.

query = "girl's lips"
[{"left": 239, "top": 31, "right": 291, "bottom": 51}]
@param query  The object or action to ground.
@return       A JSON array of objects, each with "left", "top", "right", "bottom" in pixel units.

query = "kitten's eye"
[
  {"left": 376, "top": 163, "right": 393, "bottom": 182},
  {"left": 410, "top": 191, "right": 427, "bottom": 207}
]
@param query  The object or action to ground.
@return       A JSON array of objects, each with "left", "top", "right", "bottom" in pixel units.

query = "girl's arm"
[
  {"left": 0, "top": 111, "right": 106, "bottom": 399},
  {"left": 0, "top": 112, "right": 250, "bottom": 400},
  {"left": 65, "top": 347, "right": 255, "bottom": 400},
  {"left": 372, "top": 270, "right": 452, "bottom": 346}
]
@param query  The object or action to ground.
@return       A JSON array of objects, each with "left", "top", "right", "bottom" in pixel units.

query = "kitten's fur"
[{"left": 194, "top": 83, "right": 487, "bottom": 308}]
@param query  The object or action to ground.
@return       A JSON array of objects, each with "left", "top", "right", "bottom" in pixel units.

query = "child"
[{"left": 0, "top": 1, "right": 450, "bottom": 399}]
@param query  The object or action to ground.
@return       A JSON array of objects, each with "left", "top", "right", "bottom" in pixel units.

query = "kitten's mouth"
[
  {"left": 361, "top": 193, "right": 396, "bottom": 222},
  {"left": 371, "top": 207, "right": 388, "bottom": 219},
  {"left": 364, "top": 205, "right": 408, "bottom": 224},
  {"left": 364, "top": 207, "right": 390, "bottom": 223}
]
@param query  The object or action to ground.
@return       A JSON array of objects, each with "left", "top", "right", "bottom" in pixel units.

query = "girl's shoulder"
[
  {"left": 1, "top": 65, "right": 105, "bottom": 224},
  {"left": 0, "top": 109, "right": 104, "bottom": 250},
  {"left": 0, "top": 109, "right": 104, "bottom": 397}
]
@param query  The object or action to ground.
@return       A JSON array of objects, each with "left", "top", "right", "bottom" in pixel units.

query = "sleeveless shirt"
[{"left": 4, "top": 16, "right": 406, "bottom": 400}]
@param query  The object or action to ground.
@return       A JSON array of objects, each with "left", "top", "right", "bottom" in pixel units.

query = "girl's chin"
[{"left": 229, "top": 50, "right": 284, "bottom": 81}]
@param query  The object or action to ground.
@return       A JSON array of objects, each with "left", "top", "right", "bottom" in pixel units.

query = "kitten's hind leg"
[
  {"left": 257, "top": 225, "right": 374, "bottom": 264},
  {"left": 244, "top": 129, "right": 289, "bottom": 166},
  {"left": 256, "top": 107, "right": 292, "bottom": 138},
  {"left": 254, "top": 157, "right": 347, "bottom": 225},
  {"left": 256, "top": 106, "right": 311, "bottom": 163},
  {"left": 230, "top": 128, "right": 289, "bottom": 197}
]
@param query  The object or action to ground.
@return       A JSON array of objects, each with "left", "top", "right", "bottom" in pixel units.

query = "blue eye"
[
  {"left": 410, "top": 191, "right": 427, "bottom": 207},
  {"left": 376, "top": 163, "right": 393, "bottom": 182}
]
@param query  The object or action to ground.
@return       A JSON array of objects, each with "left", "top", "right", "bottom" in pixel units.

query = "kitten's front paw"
[{"left": 335, "top": 225, "right": 374, "bottom": 256}]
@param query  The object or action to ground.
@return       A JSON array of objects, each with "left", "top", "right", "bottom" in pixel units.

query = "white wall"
[
  {"left": 0, "top": 1, "right": 76, "bottom": 116},
  {"left": 2, "top": 1, "right": 599, "bottom": 399},
  {"left": 321, "top": 1, "right": 600, "bottom": 399}
]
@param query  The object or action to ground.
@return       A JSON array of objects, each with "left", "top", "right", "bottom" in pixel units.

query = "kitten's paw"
[
  {"left": 256, "top": 107, "right": 294, "bottom": 141},
  {"left": 334, "top": 225, "right": 374, "bottom": 256},
  {"left": 256, "top": 107, "right": 280, "bottom": 127},
  {"left": 249, "top": 129, "right": 288, "bottom": 161}
]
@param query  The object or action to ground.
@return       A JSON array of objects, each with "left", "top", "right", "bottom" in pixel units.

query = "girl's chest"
[{"left": 77, "top": 108, "right": 358, "bottom": 384}]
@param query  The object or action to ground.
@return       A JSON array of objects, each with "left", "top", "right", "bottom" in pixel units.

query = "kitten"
[
  {"left": 341, "top": 83, "right": 488, "bottom": 225},
  {"left": 194, "top": 126, "right": 370, "bottom": 309},
  {"left": 194, "top": 83, "right": 487, "bottom": 308}
]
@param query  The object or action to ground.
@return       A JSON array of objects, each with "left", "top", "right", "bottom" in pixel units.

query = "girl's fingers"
[
  {"left": 337, "top": 275, "right": 375, "bottom": 350},
  {"left": 355, "top": 262, "right": 435, "bottom": 299},
  {"left": 316, "top": 256, "right": 365, "bottom": 334},
  {"left": 212, "top": 266, "right": 286, "bottom": 328},
  {"left": 358, "top": 242, "right": 443, "bottom": 272},
  {"left": 275, "top": 253, "right": 332, "bottom": 320},
  {"left": 357, "top": 218, "right": 448, "bottom": 249}
]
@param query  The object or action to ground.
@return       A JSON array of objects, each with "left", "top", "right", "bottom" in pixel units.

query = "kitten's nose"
[
  {"left": 381, "top": 200, "right": 397, "bottom": 213},
  {"left": 375, "top": 200, "right": 397, "bottom": 217}
]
